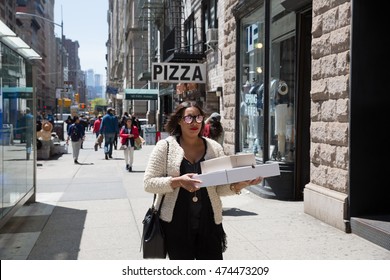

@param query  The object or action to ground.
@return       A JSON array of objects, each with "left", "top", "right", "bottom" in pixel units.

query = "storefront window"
[
  {"left": 238, "top": 5, "right": 265, "bottom": 158},
  {"left": 0, "top": 43, "right": 35, "bottom": 218},
  {"left": 268, "top": 0, "right": 296, "bottom": 162},
  {"left": 238, "top": 1, "right": 296, "bottom": 163}
]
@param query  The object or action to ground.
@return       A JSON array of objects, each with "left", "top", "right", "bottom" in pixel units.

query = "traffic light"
[
  {"left": 64, "top": 99, "right": 71, "bottom": 107},
  {"left": 79, "top": 103, "right": 85, "bottom": 109},
  {"left": 75, "top": 93, "right": 80, "bottom": 103}
]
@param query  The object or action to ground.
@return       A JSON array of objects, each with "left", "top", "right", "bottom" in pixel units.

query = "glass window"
[
  {"left": 0, "top": 43, "right": 35, "bottom": 219},
  {"left": 268, "top": 0, "right": 296, "bottom": 162},
  {"left": 239, "top": 5, "right": 265, "bottom": 158}
]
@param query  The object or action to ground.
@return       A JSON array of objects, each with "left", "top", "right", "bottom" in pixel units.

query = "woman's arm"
[
  {"left": 132, "top": 126, "right": 140, "bottom": 139},
  {"left": 144, "top": 140, "right": 175, "bottom": 194},
  {"left": 119, "top": 127, "right": 127, "bottom": 139}
]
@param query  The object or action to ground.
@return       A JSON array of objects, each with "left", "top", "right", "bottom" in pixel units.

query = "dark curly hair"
[
  {"left": 208, "top": 118, "right": 223, "bottom": 139},
  {"left": 164, "top": 101, "right": 205, "bottom": 137}
]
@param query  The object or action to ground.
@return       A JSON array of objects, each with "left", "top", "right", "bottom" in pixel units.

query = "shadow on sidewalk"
[
  {"left": 27, "top": 203, "right": 87, "bottom": 260},
  {"left": 0, "top": 202, "right": 86, "bottom": 260},
  {"left": 222, "top": 207, "right": 257, "bottom": 216}
]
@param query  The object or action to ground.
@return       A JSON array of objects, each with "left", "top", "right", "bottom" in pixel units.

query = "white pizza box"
[
  {"left": 200, "top": 154, "right": 256, "bottom": 174},
  {"left": 194, "top": 161, "right": 280, "bottom": 188}
]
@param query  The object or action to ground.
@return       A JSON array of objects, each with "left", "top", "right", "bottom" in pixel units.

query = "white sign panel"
[{"left": 152, "top": 62, "right": 206, "bottom": 83}]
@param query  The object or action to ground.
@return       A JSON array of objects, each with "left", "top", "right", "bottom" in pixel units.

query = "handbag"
[
  {"left": 134, "top": 136, "right": 143, "bottom": 149},
  {"left": 141, "top": 140, "right": 169, "bottom": 259},
  {"left": 119, "top": 144, "right": 127, "bottom": 150},
  {"left": 141, "top": 194, "right": 166, "bottom": 259},
  {"left": 96, "top": 134, "right": 103, "bottom": 145}
]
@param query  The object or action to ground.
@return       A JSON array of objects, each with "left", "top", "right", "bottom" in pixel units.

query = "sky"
[{"left": 54, "top": 0, "right": 108, "bottom": 82}]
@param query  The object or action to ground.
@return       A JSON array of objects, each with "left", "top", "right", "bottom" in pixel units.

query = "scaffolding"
[
  {"left": 137, "top": 0, "right": 165, "bottom": 77},
  {"left": 166, "top": 0, "right": 185, "bottom": 53}
]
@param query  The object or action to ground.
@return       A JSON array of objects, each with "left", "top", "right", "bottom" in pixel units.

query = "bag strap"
[
  {"left": 153, "top": 140, "right": 169, "bottom": 212},
  {"left": 140, "top": 140, "right": 170, "bottom": 253}
]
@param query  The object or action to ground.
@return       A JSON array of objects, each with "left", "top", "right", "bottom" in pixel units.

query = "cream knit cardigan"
[{"left": 144, "top": 136, "right": 237, "bottom": 224}]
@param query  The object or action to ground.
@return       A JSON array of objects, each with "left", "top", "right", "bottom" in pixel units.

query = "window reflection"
[
  {"left": 269, "top": 2, "right": 296, "bottom": 162},
  {"left": 0, "top": 43, "right": 35, "bottom": 218},
  {"left": 238, "top": 1, "right": 296, "bottom": 163},
  {"left": 239, "top": 8, "right": 265, "bottom": 158}
]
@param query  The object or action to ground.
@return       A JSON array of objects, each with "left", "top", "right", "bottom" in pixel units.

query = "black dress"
[{"left": 161, "top": 137, "right": 226, "bottom": 260}]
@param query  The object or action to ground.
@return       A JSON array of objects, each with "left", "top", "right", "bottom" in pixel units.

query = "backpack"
[{"left": 70, "top": 125, "right": 79, "bottom": 141}]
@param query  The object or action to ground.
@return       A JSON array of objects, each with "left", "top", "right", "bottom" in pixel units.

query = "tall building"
[
  {"left": 63, "top": 38, "right": 84, "bottom": 104},
  {"left": 94, "top": 74, "right": 103, "bottom": 98},
  {"left": 84, "top": 69, "right": 103, "bottom": 101},
  {"left": 86, "top": 69, "right": 95, "bottom": 87},
  {"left": 14, "top": 0, "right": 60, "bottom": 113}
]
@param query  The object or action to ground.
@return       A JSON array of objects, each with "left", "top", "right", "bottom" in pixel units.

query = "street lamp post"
[{"left": 16, "top": 11, "right": 64, "bottom": 119}]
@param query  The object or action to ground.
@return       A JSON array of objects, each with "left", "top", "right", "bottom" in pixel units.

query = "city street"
[{"left": 0, "top": 129, "right": 389, "bottom": 260}]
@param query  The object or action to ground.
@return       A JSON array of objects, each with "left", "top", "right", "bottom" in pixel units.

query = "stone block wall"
[
  {"left": 304, "top": 0, "right": 351, "bottom": 231},
  {"left": 222, "top": 0, "right": 238, "bottom": 155}
]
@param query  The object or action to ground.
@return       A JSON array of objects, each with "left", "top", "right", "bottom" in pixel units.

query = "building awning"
[
  {"left": 1, "top": 87, "right": 33, "bottom": 98},
  {"left": 125, "top": 89, "right": 158, "bottom": 100},
  {"left": 0, "top": 20, "right": 41, "bottom": 60}
]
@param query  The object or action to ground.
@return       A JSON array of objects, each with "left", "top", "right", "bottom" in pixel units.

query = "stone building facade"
[{"left": 304, "top": 0, "right": 351, "bottom": 231}]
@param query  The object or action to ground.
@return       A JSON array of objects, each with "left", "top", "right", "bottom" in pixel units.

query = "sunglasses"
[{"left": 182, "top": 115, "right": 204, "bottom": 124}]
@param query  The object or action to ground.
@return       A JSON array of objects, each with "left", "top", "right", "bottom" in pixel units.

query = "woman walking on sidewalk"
[
  {"left": 66, "top": 116, "right": 85, "bottom": 164},
  {"left": 119, "top": 117, "right": 140, "bottom": 172},
  {"left": 144, "top": 101, "right": 262, "bottom": 260}
]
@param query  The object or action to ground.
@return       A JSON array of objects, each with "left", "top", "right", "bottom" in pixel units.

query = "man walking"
[
  {"left": 99, "top": 108, "right": 118, "bottom": 159},
  {"left": 66, "top": 116, "right": 85, "bottom": 164}
]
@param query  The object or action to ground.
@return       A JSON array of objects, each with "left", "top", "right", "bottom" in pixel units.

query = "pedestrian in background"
[
  {"left": 143, "top": 101, "right": 262, "bottom": 260},
  {"left": 24, "top": 107, "right": 33, "bottom": 160},
  {"left": 120, "top": 112, "right": 130, "bottom": 127},
  {"left": 66, "top": 115, "right": 85, "bottom": 164},
  {"left": 93, "top": 114, "right": 102, "bottom": 151},
  {"left": 99, "top": 108, "right": 118, "bottom": 160},
  {"left": 79, "top": 114, "right": 88, "bottom": 149},
  {"left": 119, "top": 117, "right": 140, "bottom": 172},
  {"left": 65, "top": 115, "right": 72, "bottom": 132},
  {"left": 112, "top": 109, "right": 119, "bottom": 150},
  {"left": 93, "top": 114, "right": 102, "bottom": 138},
  {"left": 203, "top": 112, "right": 224, "bottom": 146}
]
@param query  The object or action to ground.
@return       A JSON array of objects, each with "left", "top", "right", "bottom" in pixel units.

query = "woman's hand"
[
  {"left": 128, "top": 134, "right": 133, "bottom": 138},
  {"left": 231, "top": 177, "right": 263, "bottom": 194},
  {"left": 172, "top": 173, "right": 201, "bottom": 192}
]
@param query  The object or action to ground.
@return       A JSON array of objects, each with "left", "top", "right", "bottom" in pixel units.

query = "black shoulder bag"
[{"left": 141, "top": 140, "right": 169, "bottom": 259}]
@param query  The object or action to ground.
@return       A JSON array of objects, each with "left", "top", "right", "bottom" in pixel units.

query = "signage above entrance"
[
  {"left": 1, "top": 87, "right": 33, "bottom": 98},
  {"left": 152, "top": 62, "right": 206, "bottom": 83},
  {"left": 125, "top": 89, "right": 158, "bottom": 100}
]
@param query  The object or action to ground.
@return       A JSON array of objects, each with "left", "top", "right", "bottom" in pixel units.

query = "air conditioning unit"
[{"left": 206, "top": 28, "right": 218, "bottom": 44}]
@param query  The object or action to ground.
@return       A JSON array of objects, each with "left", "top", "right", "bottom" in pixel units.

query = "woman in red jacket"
[{"left": 119, "top": 117, "right": 140, "bottom": 172}]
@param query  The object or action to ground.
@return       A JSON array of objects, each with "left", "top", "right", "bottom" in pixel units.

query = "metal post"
[{"left": 59, "top": 16, "right": 64, "bottom": 120}]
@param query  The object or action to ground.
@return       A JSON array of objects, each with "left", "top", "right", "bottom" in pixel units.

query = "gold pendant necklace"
[{"left": 192, "top": 191, "right": 198, "bottom": 202}]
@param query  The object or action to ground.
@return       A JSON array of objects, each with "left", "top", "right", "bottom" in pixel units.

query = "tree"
[{"left": 91, "top": 98, "right": 107, "bottom": 116}]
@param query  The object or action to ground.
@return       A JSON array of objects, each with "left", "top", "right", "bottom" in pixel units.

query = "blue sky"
[{"left": 54, "top": 0, "right": 108, "bottom": 82}]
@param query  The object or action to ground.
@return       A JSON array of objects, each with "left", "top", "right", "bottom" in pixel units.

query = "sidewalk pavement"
[{"left": 0, "top": 130, "right": 389, "bottom": 260}]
